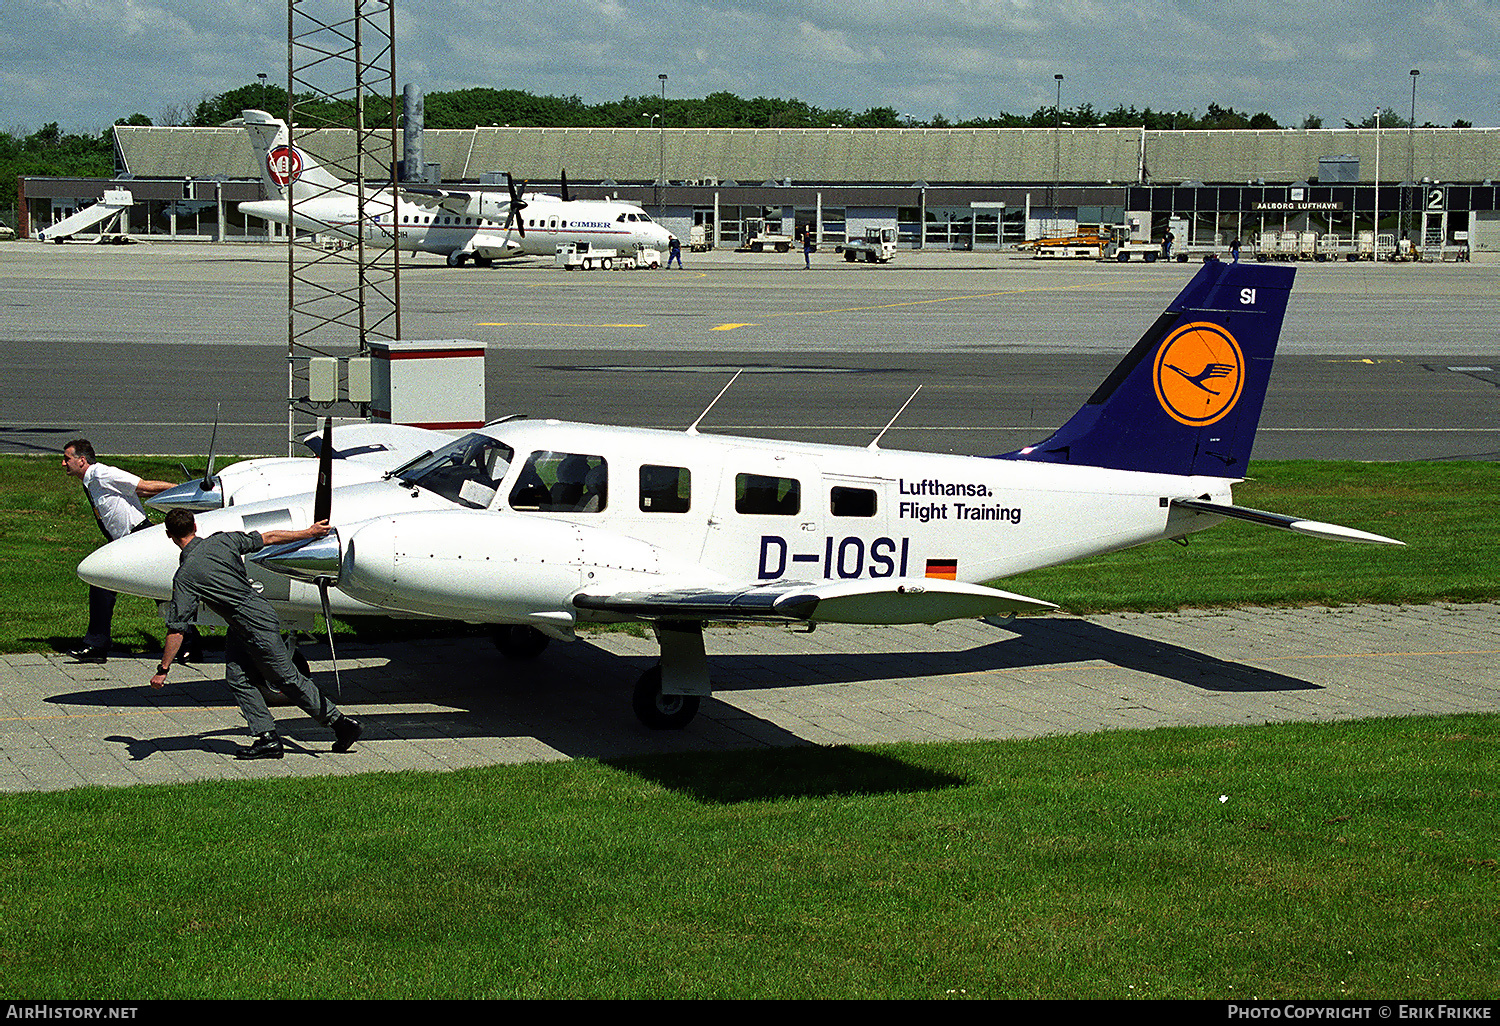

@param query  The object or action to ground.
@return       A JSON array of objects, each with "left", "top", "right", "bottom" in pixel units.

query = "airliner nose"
[{"left": 77, "top": 526, "right": 178, "bottom": 601}]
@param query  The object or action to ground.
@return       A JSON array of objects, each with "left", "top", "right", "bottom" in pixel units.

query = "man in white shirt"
[{"left": 62, "top": 439, "right": 176, "bottom": 662}]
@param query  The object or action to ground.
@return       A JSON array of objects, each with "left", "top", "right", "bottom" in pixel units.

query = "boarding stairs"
[{"left": 35, "top": 189, "right": 133, "bottom": 242}]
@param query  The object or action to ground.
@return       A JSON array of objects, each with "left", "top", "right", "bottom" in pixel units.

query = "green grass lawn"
[{"left": 1, "top": 715, "right": 1495, "bottom": 999}]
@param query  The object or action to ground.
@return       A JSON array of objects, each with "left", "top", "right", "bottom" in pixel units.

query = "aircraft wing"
[
  {"left": 573, "top": 577, "right": 1056, "bottom": 625},
  {"left": 302, "top": 422, "right": 461, "bottom": 466},
  {"left": 1170, "top": 498, "right": 1404, "bottom": 545},
  {"left": 400, "top": 186, "right": 475, "bottom": 212}
]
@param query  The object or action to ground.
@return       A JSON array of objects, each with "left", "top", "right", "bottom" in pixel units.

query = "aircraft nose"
[
  {"left": 147, "top": 479, "right": 224, "bottom": 512},
  {"left": 77, "top": 526, "right": 177, "bottom": 601}
]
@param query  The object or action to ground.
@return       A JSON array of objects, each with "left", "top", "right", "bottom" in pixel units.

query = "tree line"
[{"left": 2, "top": 85, "right": 1475, "bottom": 219}]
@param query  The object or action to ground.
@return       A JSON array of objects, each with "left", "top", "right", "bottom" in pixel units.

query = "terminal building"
[{"left": 18, "top": 121, "right": 1500, "bottom": 260}]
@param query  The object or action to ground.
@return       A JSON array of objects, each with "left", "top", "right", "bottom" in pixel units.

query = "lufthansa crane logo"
[
  {"left": 1152, "top": 322, "right": 1245, "bottom": 427},
  {"left": 267, "top": 145, "right": 303, "bottom": 187}
]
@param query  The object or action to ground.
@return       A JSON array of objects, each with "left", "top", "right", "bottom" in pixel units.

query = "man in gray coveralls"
[{"left": 151, "top": 508, "right": 362, "bottom": 761}]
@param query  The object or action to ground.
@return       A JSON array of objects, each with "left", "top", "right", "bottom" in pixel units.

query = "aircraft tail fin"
[
  {"left": 997, "top": 261, "right": 1296, "bottom": 477},
  {"left": 239, "top": 108, "right": 350, "bottom": 202}
]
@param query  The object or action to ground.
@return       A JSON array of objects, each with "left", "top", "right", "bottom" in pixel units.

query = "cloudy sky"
[{"left": 4, "top": 0, "right": 1496, "bottom": 135}]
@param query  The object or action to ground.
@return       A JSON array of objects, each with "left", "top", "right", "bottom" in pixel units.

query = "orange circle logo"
[{"left": 1152, "top": 322, "right": 1245, "bottom": 426}]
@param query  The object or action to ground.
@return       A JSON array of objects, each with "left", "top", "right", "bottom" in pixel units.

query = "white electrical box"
[
  {"left": 308, "top": 357, "right": 339, "bottom": 403},
  {"left": 367, "top": 339, "right": 486, "bottom": 428},
  {"left": 347, "top": 357, "right": 372, "bottom": 404}
]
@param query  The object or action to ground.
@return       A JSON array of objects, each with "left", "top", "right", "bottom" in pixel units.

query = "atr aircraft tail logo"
[
  {"left": 267, "top": 145, "right": 303, "bottom": 187},
  {"left": 1152, "top": 322, "right": 1245, "bottom": 426}
]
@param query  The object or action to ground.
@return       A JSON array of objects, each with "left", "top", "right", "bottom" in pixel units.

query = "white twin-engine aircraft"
[
  {"left": 79, "top": 262, "right": 1400, "bottom": 729},
  {"left": 234, "top": 109, "right": 675, "bottom": 266}
]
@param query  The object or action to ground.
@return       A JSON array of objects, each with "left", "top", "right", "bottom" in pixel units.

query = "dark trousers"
[
  {"left": 224, "top": 628, "right": 341, "bottom": 736},
  {"left": 83, "top": 585, "right": 118, "bottom": 649}
]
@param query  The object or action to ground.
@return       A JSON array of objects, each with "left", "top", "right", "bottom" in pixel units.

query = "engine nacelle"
[{"left": 338, "top": 510, "right": 666, "bottom": 624}]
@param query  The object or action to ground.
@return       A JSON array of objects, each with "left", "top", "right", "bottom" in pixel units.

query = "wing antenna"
[
  {"left": 868, "top": 386, "right": 922, "bottom": 450},
  {"left": 686, "top": 369, "right": 743, "bottom": 436}
]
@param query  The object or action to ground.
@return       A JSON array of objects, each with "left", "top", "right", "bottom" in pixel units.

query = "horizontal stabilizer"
[
  {"left": 1170, "top": 498, "right": 1404, "bottom": 545},
  {"left": 574, "top": 577, "right": 1056, "bottom": 625}
]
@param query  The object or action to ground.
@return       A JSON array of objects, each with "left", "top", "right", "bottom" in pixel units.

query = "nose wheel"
[
  {"left": 492, "top": 624, "right": 550, "bottom": 660},
  {"left": 632, "top": 664, "right": 700, "bottom": 729}
]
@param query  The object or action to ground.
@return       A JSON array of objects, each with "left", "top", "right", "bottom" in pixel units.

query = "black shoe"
[
  {"left": 332, "top": 716, "right": 363, "bottom": 753},
  {"left": 67, "top": 645, "right": 108, "bottom": 664},
  {"left": 235, "top": 733, "right": 284, "bottom": 760}
]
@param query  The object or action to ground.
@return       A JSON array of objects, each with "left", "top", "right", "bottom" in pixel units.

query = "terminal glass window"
[
  {"left": 822, "top": 207, "right": 846, "bottom": 245},
  {"left": 509, "top": 451, "right": 608, "bottom": 513},
  {"left": 640, "top": 464, "right": 691, "bottom": 513},
  {"left": 898, "top": 207, "right": 922, "bottom": 247},
  {"left": 735, "top": 473, "right": 800, "bottom": 515}
]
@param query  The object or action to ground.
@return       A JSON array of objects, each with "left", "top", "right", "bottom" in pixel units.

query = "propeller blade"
[
  {"left": 318, "top": 578, "right": 341, "bottom": 696},
  {"left": 201, "top": 402, "right": 221, "bottom": 490},
  {"left": 504, "top": 172, "right": 528, "bottom": 237},
  {"left": 313, "top": 417, "right": 333, "bottom": 525}
]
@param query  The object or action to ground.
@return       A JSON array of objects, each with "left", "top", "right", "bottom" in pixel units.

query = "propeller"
[
  {"left": 201, "top": 402, "right": 221, "bottom": 491},
  {"left": 153, "top": 403, "right": 223, "bottom": 510},
  {"left": 313, "top": 416, "right": 333, "bottom": 524},
  {"left": 252, "top": 418, "right": 344, "bottom": 691},
  {"left": 503, "top": 172, "right": 528, "bottom": 236},
  {"left": 311, "top": 417, "right": 340, "bottom": 693}
]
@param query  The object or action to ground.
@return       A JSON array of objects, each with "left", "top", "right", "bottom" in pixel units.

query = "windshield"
[{"left": 399, "top": 432, "right": 514, "bottom": 509}]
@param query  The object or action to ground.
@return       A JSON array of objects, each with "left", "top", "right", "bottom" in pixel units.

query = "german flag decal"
[{"left": 925, "top": 559, "right": 958, "bottom": 580}]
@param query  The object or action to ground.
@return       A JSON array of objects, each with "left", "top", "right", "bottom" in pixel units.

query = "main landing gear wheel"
[
  {"left": 492, "top": 625, "right": 550, "bottom": 660},
  {"left": 632, "top": 664, "right": 700, "bottom": 730}
]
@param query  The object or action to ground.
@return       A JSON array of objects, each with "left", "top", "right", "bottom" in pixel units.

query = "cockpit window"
[
  {"left": 509, "top": 451, "right": 608, "bottom": 513},
  {"left": 397, "top": 433, "right": 514, "bottom": 510}
]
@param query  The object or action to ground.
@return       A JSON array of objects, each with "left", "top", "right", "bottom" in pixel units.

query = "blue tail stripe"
[{"left": 996, "top": 262, "right": 1296, "bottom": 477}]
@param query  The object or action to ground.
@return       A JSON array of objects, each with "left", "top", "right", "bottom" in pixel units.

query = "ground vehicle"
[
  {"left": 840, "top": 227, "right": 898, "bottom": 263},
  {"left": 0, "top": 220, "right": 15, "bottom": 241},
  {"left": 688, "top": 224, "right": 711, "bottom": 252},
  {"left": 554, "top": 241, "right": 621, "bottom": 269},
  {"left": 736, "top": 217, "right": 794, "bottom": 253}
]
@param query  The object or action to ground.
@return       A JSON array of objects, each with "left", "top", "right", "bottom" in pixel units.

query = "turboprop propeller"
[{"left": 503, "top": 172, "right": 528, "bottom": 236}]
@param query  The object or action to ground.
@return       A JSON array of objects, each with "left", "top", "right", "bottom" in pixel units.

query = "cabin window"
[
  {"left": 830, "top": 486, "right": 877, "bottom": 517},
  {"left": 735, "top": 473, "right": 800, "bottom": 515},
  {"left": 509, "top": 451, "right": 608, "bottom": 513},
  {"left": 639, "top": 465, "right": 690, "bottom": 513}
]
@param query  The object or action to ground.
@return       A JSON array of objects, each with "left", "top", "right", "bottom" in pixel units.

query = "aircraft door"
[{"left": 699, "top": 450, "right": 822, "bottom": 581}]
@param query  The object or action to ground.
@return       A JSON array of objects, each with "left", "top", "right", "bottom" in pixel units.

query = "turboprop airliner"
[
  {"left": 234, "top": 109, "right": 675, "bottom": 266},
  {"left": 78, "top": 262, "right": 1401, "bottom": 729}
]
